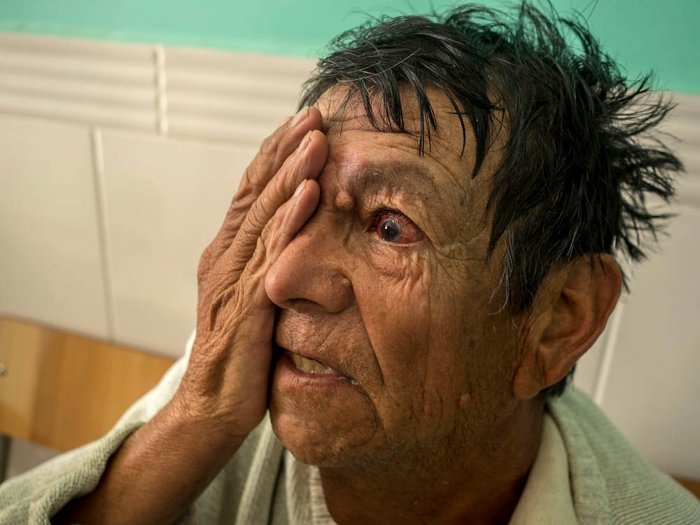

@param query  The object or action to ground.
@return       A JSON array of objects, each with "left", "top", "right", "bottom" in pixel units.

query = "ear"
[{"left": 512, "top": 254, "right": 622, "bottom": 399}]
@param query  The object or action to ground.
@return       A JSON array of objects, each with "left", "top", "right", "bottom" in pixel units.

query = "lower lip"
[{"left": 274, "top": 351, "right": 358, "bottom": 392}]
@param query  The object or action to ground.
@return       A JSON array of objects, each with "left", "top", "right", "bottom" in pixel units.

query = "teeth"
[
  {"left": 291, "top": 353, "right": 336, "bottom": 374},
  {"left": 287, "top": 352, "right": 359, "bottom": 385}
]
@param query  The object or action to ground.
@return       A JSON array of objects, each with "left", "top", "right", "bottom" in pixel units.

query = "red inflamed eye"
[{"left": 372, "top": 211, "right": 423, "bottom": 244}]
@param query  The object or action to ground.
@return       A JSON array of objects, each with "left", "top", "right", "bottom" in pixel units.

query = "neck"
[{"left": 319, "top": 400, "right": 545, "bottom": 525}]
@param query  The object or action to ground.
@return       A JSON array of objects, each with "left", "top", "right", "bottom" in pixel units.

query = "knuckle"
[
  {"left": 256, "top": 230, "right": 269, "bottom": 254},
  {"left": 238, "top": 168, "right": 254, "bottom": 193},
  {"left": 247, "top": 236, "right": 269, "bottom": 274},
  {"left": 246, "top": 170, "right": 266, "bottom": 195},
  {"left": 197, "top": 246, "right": 215, "bottom": 281},
  {"left": 259, "top": 210, "right": 279, "bottom": 242},
  {"left": 228, "top": 193, "right": 257, "bottom": 225},
  {"left": 247, "top": 199, "right": 273, "bottom": 232},
  {"left": 235, "top": 226, "right": 260, "bottom": 255},
  {"left": 259, "top": 133, "right": 278, "bottom": 158}
]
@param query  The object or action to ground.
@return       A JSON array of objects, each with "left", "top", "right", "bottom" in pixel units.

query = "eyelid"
[
  {"left": 372, "top": 207, "right": 413, "bottom": 222},
  {"left": 370, "top": 207, "right": 411, "bottom": 226}
]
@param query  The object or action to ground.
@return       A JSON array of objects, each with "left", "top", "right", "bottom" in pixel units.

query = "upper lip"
[{"left": 275, "top": 339, "right": 353, "bottom": 379}]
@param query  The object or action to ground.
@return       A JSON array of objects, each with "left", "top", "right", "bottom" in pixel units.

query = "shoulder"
[{"left": 547, "top": 387, "right": 700, "bottom": 525}]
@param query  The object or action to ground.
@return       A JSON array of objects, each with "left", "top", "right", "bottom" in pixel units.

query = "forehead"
[
  {"left": 312, "top": 86, "right": 503, "bottom": 212},
  {"left": 318, "top": 86, "right": 473, "bottom": 162}
]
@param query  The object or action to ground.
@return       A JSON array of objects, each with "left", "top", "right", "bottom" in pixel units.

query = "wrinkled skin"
[
  {"left": 174, "top": 108, "right": 329, "bottom": 440},
  {"left": 52, "top": 86, "right": 534, "bottom": 525},
  {"left": 266, "top": 88, "right": 526, "bottom": 471},
  {"left": 55, "top": 85, "right": 618, "bottom": 525},
  {"left": 54, "top": 105, "right": 336, "bottom": 525}
]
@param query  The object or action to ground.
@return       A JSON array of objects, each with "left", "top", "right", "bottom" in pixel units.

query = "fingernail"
[
  {"left": 294, "top": 179, "right": 307, "bottom": 198},
  {"left": 291, "top": 107, "right": 309, "bottom": 127}
]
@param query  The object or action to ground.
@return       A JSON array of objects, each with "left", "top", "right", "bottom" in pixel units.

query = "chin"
[{"left": 269, "top": 394, "right": 382, "bottom": 468}]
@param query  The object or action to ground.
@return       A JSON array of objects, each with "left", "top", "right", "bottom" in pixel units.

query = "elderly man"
[{"left": 2, "top": 3, "right": 698, "bottom": 524}]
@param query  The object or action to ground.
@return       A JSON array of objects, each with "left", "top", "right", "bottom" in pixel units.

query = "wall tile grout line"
[
  {"left": 153, "top": 45, "right": 168, "bottom": 136},
  {"left": 90, "top": 127, "right": 116, "bottom": 341}
]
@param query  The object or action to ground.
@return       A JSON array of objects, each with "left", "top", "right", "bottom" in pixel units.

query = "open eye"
[{"left": 370, "top": 211, "right": 423, "bottom": 244}]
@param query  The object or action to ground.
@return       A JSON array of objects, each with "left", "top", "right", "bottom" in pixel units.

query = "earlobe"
[{"left": 512, "top": 255, "right": 622, "bottom": 400}]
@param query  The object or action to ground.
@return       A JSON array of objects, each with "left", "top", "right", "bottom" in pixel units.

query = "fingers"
[
  {"left": 185, "top": 118, "right": 325, "bottom": 437},
  {"left": 243, "top": 108, "right": 323, "bottom": 195},
  {"left": 220, "top": 129, "right": 328, "bottom": 279},
  {"left": 199, "top": 108, "right": 323, "bottom": 280},
  {"left": 217, "top": 177, "right": 321, "bottom": 332},
  {"left": 197, "top": 129, "right": 326, "bottom": 333},
  {"left": 255, "top": 177, "right": 321, "bottom": 272},
  {"left": 283, "top": 178, "right": 322, "bottom": 239},
  {"left": 199, "top": 177, "right": 319, "bottom": 357}
]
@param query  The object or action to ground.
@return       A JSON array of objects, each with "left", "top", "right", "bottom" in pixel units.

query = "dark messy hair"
[{"left": 298, "top": 2, "right": 682, "bottom": 396}]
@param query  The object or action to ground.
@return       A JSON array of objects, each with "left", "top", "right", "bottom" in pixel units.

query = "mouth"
[
  {"left": 274, "top": 343, "right": 359, "bottom": 386},
  {"left": 289, "top": 352, "right": 337, "bottom": 374}
]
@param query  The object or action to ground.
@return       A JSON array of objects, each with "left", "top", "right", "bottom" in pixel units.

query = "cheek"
[
  {"left": 364, "top": 238, "right": 426, "bottom": 281},
  {"left": 441, "top": 270, "right": 523, "bottom": 424},
  {"left": 359, "top": 247, "right": 432, "bottom": 361},
  {"left": 357, "top": 253, "right": 466, "bottom": 433},
  {"left": 384, "top": 254, "right": 514, "bottom": 429}
]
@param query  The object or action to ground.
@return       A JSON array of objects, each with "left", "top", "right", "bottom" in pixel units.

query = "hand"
[
  {"left": 173, "top": 108, "right": 328, "bottom": 441},
  {"left": 53, "top": 111, "right": 329, "bottom": 525}
]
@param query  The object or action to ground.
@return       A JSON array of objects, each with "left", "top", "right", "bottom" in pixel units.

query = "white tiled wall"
[
  {"left": 0, "top": 116, "right": 109, "bottom": 338},
  {"left": 570, "top": 104, "right": 700, "bottom": 479},
  {"left": 594, "top": 204, "right": 700, "bottom": 477},
  {"left": 100, "top": 130, "right": 256, "bottom": 353},
  {"left": 0, "top": 33, "right": 313, "bottom": 355},
  {"left": 1, "top": 33, "right": 699, "bottom": 479}
]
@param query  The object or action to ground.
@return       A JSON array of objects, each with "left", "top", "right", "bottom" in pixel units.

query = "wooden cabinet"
[{"left": 0, "top": 317, "right": 174, "bottom": 451}]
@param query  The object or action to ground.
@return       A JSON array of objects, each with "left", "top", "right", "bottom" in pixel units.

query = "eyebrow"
[
  {"left": 322, "top": 118, "right": 407, "bottom": 136},
  {"left": 344, "top": 160, "right": 443, "bottom": 203}
]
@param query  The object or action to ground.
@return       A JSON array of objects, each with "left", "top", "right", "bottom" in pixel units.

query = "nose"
[{"left": 265, "top": 216, "right": 354, "bottom": 314}]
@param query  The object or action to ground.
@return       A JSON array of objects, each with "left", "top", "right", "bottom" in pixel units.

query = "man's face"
[{"left": 266, "top": 88, "right": 523, "bottom": 468}]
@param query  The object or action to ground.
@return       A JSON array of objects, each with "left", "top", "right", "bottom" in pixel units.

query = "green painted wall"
[{"left": 0, "top": 0, "right": 698, "bottom": 94}]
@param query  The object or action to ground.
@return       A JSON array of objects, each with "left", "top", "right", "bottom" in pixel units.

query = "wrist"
[{"left": 163, "top": 390, "right": 250, "bottom": 455}]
